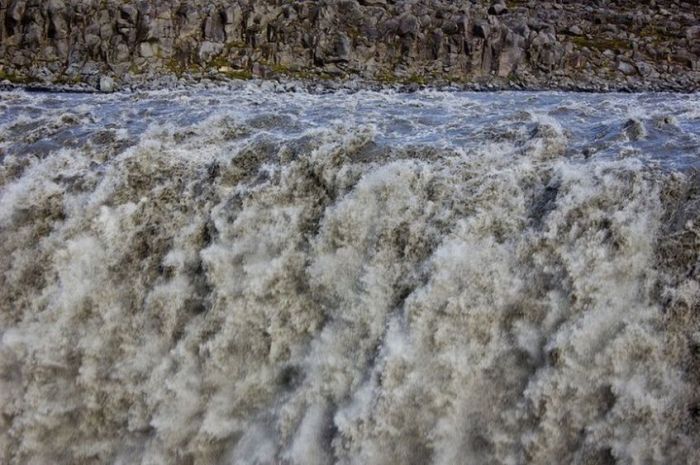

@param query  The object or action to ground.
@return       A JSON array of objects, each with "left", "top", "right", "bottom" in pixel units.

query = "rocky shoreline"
[{"left": 1, "top": 0, "right": 699, "bottom": 92}]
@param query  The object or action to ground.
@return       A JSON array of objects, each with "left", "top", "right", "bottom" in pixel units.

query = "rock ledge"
[{"left": 1, "top": 0, "right": 698, "bottom": 92}]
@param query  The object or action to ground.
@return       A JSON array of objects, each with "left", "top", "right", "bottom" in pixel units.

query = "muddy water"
[{"left": 1, "top": 86, "right": 699, "bottom": 465}]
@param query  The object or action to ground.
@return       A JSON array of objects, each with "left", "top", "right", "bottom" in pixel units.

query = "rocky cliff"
[{"left": 1, "top": 0, "right": 699, "bottom": 91}]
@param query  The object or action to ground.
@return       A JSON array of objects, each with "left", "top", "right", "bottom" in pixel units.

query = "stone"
[
  {"left": 119, "top": 6, "right": 137, "bottom": 25},
  {"left": 199, "top": 41, "right": 223, "bottom": 61},
  {"left": 139, "top": 42, "right": 156, "bottom": 58},
  {"left": 635, "top": 61, "right": 657, "bottom": 78},
  {"left": 623, "top": 118, "right": 646, "bottom": 140},
  {"left": 488, "top": 2, "right": 507, "bottom": 16},
  {"left": 25, "top": 23, "right": 43, "bottom": 46},
  {"left": 99, "top": 75, "right": 115, "bottom": 92},
  {"left": 687, "top": 26, "right": 700, "bottom": 41},
  {"left": 47, "top": 2, "right": 67, "bottom": 17},
  {"left": 115, "top": 43, "right": 131, "bottom": 62},
  {"left": 204, "top": 12, "right": 226, "bottom": 42},
  {"left": 568, "top": 25, "right": 583, "bottom": 36},
  {"left": 8, "top": 0, "right": 26, "bottom": 23},
  {"left": 398, "top": 14, "right": 419, "bottom": 36},
  {"left": 441, "top": 20, "right": 459, "bottom": 35},
  {"left": 85, "top": 33, "right": 101, "bottom": 49},
  {"left": 498, "top": 46, "right": 523, "bottom": 77},
  {"left": 617, "top": 61, "right": 636, "bottom": 75},
  {"left": 474, "top": 21, "right": 490, "bottom": 39},
  {"left": 359, "top": 0, "right": 387, "bottom": 6},
  {"left": 333, "top": 34, "right": 352, "bottom": 61}
]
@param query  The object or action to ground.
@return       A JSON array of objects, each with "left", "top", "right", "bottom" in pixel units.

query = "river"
[{"left": 1, "top": 85, "right": 699, "bottom": 464}]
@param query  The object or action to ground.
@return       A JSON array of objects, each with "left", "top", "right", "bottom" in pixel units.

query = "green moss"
[
  {"left": 209, "top": 55, "right": 230, "bottom": 69},
  {"left": 225, "top": 40, "right": 246, "bottom": 50},
  {"left": 129, "top": 62, "right": 145, "bottom": 75},
  {"left": 638, "top": 25, "right": 671, "bottom": 45},
  {"left": 54, "top": 74, "right": 83, "bottom": 86},
  {"left": 445, "top": 73, "right": 471, "bottom": 84},
  {"left": 248, "top": 61, "right": 335, "bottom": 81},
  {"left": 220, "top": 69, "right": 253, "bottom": 80},
  {"left": 375, "top": 70, "right": 432, "bottom": 86},
  {"left": 505, "top": 0, "right": 527, "bottom": 8},
  {"left": 265, "top": 62, "right": 290, "bottom": 74},
  {"left": 375, "top": 70, "right": 399, "bottom": 84},
  {"left": 163, "top": 58, "right": 203, "bottom": 76},
  {"left": 0, "top": 69, "right": 34, "bottom": 84},
  {"left": 404, "top": 74, "right": 427, "bottom": 85},
  {"left": 570, "top": 36, "right": 631, "bottom": 52}
]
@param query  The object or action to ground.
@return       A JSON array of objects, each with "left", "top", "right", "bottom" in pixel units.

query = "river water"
[{"left": 1, "top": 85, "right": 699, "bottom": 465}]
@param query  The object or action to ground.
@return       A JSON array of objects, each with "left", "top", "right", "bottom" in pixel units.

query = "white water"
[{"left": 1, "top": 85, "right": 699, "bottom": 465}]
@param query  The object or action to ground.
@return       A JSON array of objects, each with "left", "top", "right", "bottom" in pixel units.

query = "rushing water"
[{"left": 1, "top": 85, "right": 700, "bottom": 465}]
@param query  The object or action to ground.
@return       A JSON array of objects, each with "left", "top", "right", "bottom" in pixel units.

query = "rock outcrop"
[{"left": 0, "top": 0, "right": 698, "bottom": 91}]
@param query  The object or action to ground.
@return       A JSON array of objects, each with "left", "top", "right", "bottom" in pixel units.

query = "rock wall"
[{"left": 0, "top": 0, "right": 699, "bottom": 91}]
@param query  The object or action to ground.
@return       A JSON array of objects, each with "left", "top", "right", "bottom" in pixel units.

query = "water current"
[{"left": 1, "top": 85, "right": 699, "bottom": 465}]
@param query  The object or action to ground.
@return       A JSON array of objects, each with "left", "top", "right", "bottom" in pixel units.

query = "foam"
[{"left": 0, "top": 88, "right": 699, "bottom": 465}]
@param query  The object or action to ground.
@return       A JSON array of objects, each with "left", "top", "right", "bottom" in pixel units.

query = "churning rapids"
[{"left": 1, "top": 84, "right": 700, "bottom": 465}]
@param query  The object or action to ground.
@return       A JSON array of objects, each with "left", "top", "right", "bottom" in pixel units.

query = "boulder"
[
  {"left": 8, "top": 0, "right": 26, "bottom": 24},
  {"left": 99, "top": 75, "right": 115, "bottom": 92},
  {"left": 474, "top": 20, "right": 490, "bottom": 39},
  {"left": 617, "top": 61, "right": 636, "bottom": 75},
  {"left": 635, "top": 61, "right": 658, "bottom": 78},
  {"left": 204, "top": 11, "right": 226, "bottom": 42},
  {"left": 139, "top": 42, "right": 156, "bottom": 58},
  {"left": 686, "top": 25, "right": 700, "bottom": 41},
  {"left": 85, "top": 33, "right": 101, "bottom": 49},
  {"left": 120, "top": 5, "right": 138, "bottom": 24},
  {"left": 623, "top": 118, "right": 646, "bottom": 140},
  {"left": 568, "top": 25, "right": 583, "bottom": 36},
  {"left": 398, "top": 14, "right": 419, "bottom": 37},
  {"left": 199, "top": 41, "right": 223, "bottom": 61},
  {"left": 488, "top": 1, "right": 507, "bottom": 16}
]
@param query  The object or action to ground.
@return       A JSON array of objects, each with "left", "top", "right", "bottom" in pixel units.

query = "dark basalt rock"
[
  {"left": 488, "top": 1, "right": 507, "bottom": 16},
  {"left": 0, "top": 0, "right": 697, "bottom": 91}
]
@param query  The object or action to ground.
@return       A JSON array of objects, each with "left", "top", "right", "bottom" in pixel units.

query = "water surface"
[{"left": 1, "top": 86, "right": 699, "bottom": 465}]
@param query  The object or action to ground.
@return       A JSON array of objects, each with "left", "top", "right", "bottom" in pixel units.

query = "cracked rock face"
[{"left": 0, "top": 0, "right": 698, "bottom": 90}]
